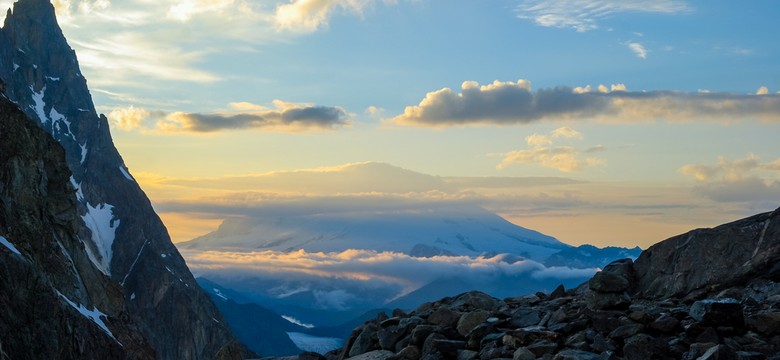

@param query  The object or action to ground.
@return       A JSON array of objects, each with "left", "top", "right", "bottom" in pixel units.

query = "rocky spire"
[{"left": 0, "top": 1, "right": 250, "bottom": 358}]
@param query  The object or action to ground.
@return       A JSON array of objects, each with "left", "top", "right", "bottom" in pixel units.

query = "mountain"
[
  {"left": 0, "top": 0, "right": 248, "bottom": 358},
  {"left": 302, "top": 207, "right": 780, "bottom": 360},
  {"left": 544, "top": 244, "right": 642, "bottom": 269},
  {"left": 178, "top": 205, "right": 568, "bottom": 261}
]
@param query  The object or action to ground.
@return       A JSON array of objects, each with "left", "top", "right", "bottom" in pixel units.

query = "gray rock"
[
  {"left": 698, "top": 345, "right": 738, "bottom": 360},
  {"left": 512, "top": 347, "right": 535, "bottom": 360},
  {"left": 649, "top": 314, "right": 680, "bottom": 333},
  {"left": 456, "top": 349, "right": 479, "bottom": 360},
  {"left": 457, "top": 310, "right": 491, "bottom": 337},
  {"left": 511, "top": 308, "right": 541, "bottom": 327},
  {"left": 450, "top": 292, "right": 500, "bottom": 312},
  {"left": 410, "top": 325, "right": 438, "bottom": 346},
  {"left": 589, "top": 271, "right": 630, "bottom": 293},
  {"left": 623, "top": 334, "right": 666, "bottom": 360},
  {"left": 350, "top": 324, "right": 379, "bottom": 357},
  {"left": 585, "top": 290, "right": 631, "bottom": 310},
  {"left": 746, "top": 311, "right": 780, "bottom": 335},
  {"left": 428, "top": 307, "right": 461, "bottom": 327},
  {"left": 608, "top": 324, "right": 644, "bottom": 339},
  {"left": 526, "top": 340, "right": 558, "bottom": 356},
  {"left": 690, "top": 299, "right": 745, "bottom": 328},
  {"left": 349, "top": 350, "right": 396, "bottom": 360},
  {"left": 552, "top": 349, "right": 601, "bottom": 360},
  {"left": 390, "top": 345, "right": 420, "bottom": 360}
]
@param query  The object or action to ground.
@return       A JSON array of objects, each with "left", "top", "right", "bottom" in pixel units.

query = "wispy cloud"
[
  {"left": 388, "top": 79, "right": 780, "bottom": 127},
  {"left": 497, "top": 127, "right": 605, "bottom": 172},
  {"left": 274, "top": 0, "right": 398, "bottom": 32},
  {"left": 516, "top": 0, "right": 691, "bottom": 32},
  {"left": 628, "top": 42, "right": 648, "bottom": 59}
]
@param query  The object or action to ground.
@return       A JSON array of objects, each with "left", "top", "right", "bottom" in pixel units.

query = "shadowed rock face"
[
  {"left": 633, "top": 208, "right": 780, "bottom": 299},
  {"left": 0, "top": 94, "right": 155, "bottom": 359},
  {"left": 0, "top": 0, "right": 249, "bottom": 358}
]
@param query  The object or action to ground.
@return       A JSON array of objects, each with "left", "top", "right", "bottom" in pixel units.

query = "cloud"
[
  {"left": 680, "top": 154, "right": 780, "bottom": 206},
  {"left": 757, "top": 86, "right": 770, "bottom": 95},
  {"left": 516, "top": 0, "right": 691, "bottom": 32},
  {"left": 628, "top": 42, "right": 648, "bottom": 59},
  {"left": 497, "top": 127, "right": 604, "bottom": 172},
  {"left": 108, "top": 106, "right": 151, "bottom": 131},
  {"left": 107, "top": 100, "right": 350, "bottom": 133},
  {"left": 167, "top": 0, "right": 254, "bottom": 22},
  {"left": 274, "top": 0, "right": 397, "bottom": 32},
  {"left": 388, "top": 79, "right": 780, "bottom": 127}
]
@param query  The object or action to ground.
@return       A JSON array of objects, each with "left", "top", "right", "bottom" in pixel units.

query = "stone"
[
  {"left": 512, "top": 347, "right": 535, "bottom": 360},
  {"left": 608, "top": 324, "right": 644, "bottom": 339},
  {"left": 589, "top": 271, "right": 630, "bottom": 293},
  {"left": 649, "top": 314, "right": 680, "bottom": 333},
  {"left": 457, "top": 310, "right": 491, "bottom": 337},
  {"left": 422, "top": 333, "right": 447, "bottom": 357},
  {"left": 697, "top": 345, "right": 738, "bottom": 360},
  {"left": 410, "top": 325, "right": 438, "bottom": 346},
  {"left": 552, "top": 349, "right": 601, "bottom": 360},
  {"left": 466, "top": 324, "right": 495, "bottom": 349},
  {"left": 450, "top": 291, "right": 500, "bottom": 312},
  {"left": 747, "top": 312, "right": 780, "bottom": 335},
  {"left": 585, "top": 291, "right": 631, "bottom": 310},
  {"left": 526, "top": 340, "right": 558, "bottom": 356},
  {"left": 378, "top": 325, "right": 406, "bottom": 351},
  {"left": 690, "top": 299, "right": 745, "bottom": 328},
  {"left": 456, "top": 349, "right": 479, "bottom": 360},
  {"left": 430, "top": 339, "right": 466, "bottom": 357},
  {"left": 428, "top": 307, "right": 461, "bottom": 328},
  {"left": 549, "top": 285, "right": 567, "bottom": 300},
  {"left": 391, "top": 345, "right": 420, "bottom": 360},
  {"left": 623, "top": 334, "right": 666, "bottom": 360},
  {"left": 349, "top": 350, "right": 396, "bottom": 360},
  {"left": 350, "top": 324, "right": 379, "bottom": 358},
  {"left": 511, "top": 308, "right": 541, "bottom": 327},
  {"left": 628, "top": 310, "right": 654, "bottom": 324}
]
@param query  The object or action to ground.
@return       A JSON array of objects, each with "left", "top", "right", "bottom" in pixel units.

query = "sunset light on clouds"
[{"left": 5, "top": 0, "right": 778, "bottom": 248}]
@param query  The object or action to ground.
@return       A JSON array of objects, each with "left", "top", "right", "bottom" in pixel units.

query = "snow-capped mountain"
[{"left": 179, "top": 204, "right": 569, "bottom": 261}]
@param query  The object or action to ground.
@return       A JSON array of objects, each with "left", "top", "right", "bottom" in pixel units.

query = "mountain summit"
[{"left": 0, "top": 0, "right": 248, "bottom": 358}]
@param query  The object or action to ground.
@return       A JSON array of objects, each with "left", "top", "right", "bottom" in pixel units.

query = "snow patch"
[
  {"left": 56, "top": 291, "right": 120, "bottom": 344},
  {"left": 286, "top": 332, "right": 342, "bottom": 354},
  {"left": 212, "top": 288, "right": 228, "bottom": 301},
  {"left": 70, "top": 177, "right": 85, "bottom": 202},
  {"left": 12, "top": 63, "right": 19, "bottom": 72},
  {"left": 50, "top": 107, "right": 76, "bottom": 141},
  {"left": 130, "top": 293, "right": 136, "bottom": 301},
  {"left": 119, "top": 166, "right": 134, "bottom": 181},
  {"left": 0, "top": 236, "right": 21, "bottom": 256},
  {"left": 80, "top": 143, "right": 88, "bottom": 164},
  {"left": 81, "top": 202, "right": 120, "bottom": 275},
  {"left": 29, "top": 85, "right": 48, "bottom": 125},
  {"left": 282, "top": 315, "right": 315, "bottom": 329},
  {"left": 32, "top": 64, "right": 37, "bottom": 69},
  {"left": 45, "top": 76, "right": 61, "bottom": 81}
]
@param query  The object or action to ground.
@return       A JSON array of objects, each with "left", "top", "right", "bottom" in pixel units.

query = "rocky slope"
[
  {"left": 0, "top": 0, "right": 249, "bottom": 358},
  {"left": 270, "top": 207, "right": 780, "bottom": 360}
]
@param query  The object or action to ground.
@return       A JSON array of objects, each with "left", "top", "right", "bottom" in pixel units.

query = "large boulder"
[{"left": 633, "top": 208, "right": 780, "bottom": 299}]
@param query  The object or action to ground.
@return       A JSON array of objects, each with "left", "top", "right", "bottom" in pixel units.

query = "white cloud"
[
  {"left": 497, "top": 128, "right": 604, "bottom": 172},
  {"left": 516, "top": 0, "right": 691, "bottom": 32},
  {"left": 388, "top": 79, "right": 780, "bottom": 127},
  {"left": 757, "top": 86, "right": 769, "bottom": 95},
  {"left": 108, "top": 106, "right": 150, "bottom": 131},
  {"left": 628, "top": 42, "right": 648, "bottom": 59}
]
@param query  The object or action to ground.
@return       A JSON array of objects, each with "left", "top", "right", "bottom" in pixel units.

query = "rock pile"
[{"left": 313, "top": 263, "right": 780, "bottom": 360}]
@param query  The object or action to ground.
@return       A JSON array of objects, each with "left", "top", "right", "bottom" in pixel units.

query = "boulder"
[
  {"left": 457, "top": 310, "right": 491, "bottom": 337},
  {"left": 690, "top": 299, "right": 745, "bottom": 328}
]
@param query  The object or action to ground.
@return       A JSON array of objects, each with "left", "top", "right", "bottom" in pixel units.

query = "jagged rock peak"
[{"left": 0, "top": 1, "right": 252, "bottom": 358}]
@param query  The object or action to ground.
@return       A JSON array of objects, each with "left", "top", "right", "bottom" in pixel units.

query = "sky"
[{"left": 4, "top": 0, "right": 780, "bottom": 248}]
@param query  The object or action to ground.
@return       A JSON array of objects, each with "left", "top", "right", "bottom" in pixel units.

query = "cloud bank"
[
  {"left": 388, "top": 80, "right": 780, "bottom": 127},
  {"left": 516, "top": 0, "right": 691, "bottom": 32}
]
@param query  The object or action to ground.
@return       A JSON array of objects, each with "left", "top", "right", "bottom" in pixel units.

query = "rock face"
[
  {"left": 0, "top": 0, "right": 249, "bottom": 358},
  {"left": 634, "top": 208, "right": 780, "bottom": 299},
  {"left": 0, "top": 93, "right": 154, "bottom": 358},
  {"left": 270, "top": 207, "right": 780, "bottom": 360}
]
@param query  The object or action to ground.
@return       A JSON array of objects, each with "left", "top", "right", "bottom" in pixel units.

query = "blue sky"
[{"left": 4, "top": 0, "right": 779, "bottom": 247}]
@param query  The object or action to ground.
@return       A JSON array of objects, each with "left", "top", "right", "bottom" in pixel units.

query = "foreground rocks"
[{"left": 271, "top": 208, "right": 780, "bottom": 360}]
